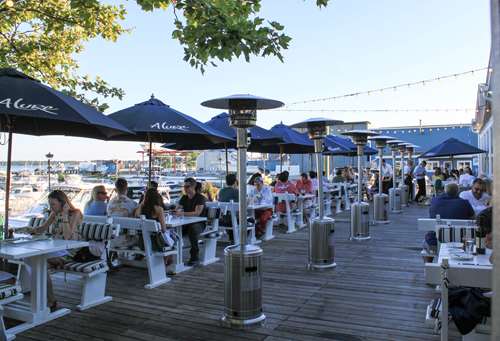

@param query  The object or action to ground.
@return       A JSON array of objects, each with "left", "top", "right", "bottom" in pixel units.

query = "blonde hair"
[{"left": 84, "top": 185, "right": 107, "bottom": 211}]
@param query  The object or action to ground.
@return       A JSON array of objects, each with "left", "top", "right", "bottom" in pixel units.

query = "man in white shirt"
[
  {"left": 459, "top": 178, "right": 490, "bottom": 215},
  {"left": 458, "top": 167, "right": 476, "bottom": 188},
  {"left": 107, "top": 178, "right": 138, "bottom": 249},
  {"left": 380, "top": 159, "right": 393, "bottom": 194},
  {"left": 414, "top": 161, "right": 427, "bottom": 202}
]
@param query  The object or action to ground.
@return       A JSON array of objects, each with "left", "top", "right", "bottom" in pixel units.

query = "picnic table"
[
  {"left": 165, "top": 216, "right": 207, "bottom": 273},
  {"left": 0, "top": 238, "right": 88, "bottom": 335}
]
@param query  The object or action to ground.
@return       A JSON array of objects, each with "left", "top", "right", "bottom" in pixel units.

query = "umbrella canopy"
[
  {"left": 324, "top": 135, "right": 377, "bottom": 156},
  {"left": 108, "top": 95, "right": 232, "bottom": 144},
  {"left": 0, "top": 68, "right": 132, "bottom": 138},
  {"left": 0, "top": 68, "right": 133, "bottom": 234},
  {"left": 251, "top": 123, "right": 314, "bottom": 154},
  {"left": 419, "top": 138, "right": 486, "bottom": 158},
  {"left": 108, "top": 95, "right": 233, "bottom": 182},
  {"left": 208, "top": 112, "right": 282, "bottom": 146}
]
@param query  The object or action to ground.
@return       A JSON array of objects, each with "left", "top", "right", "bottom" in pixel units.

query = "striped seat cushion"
[
  {"left": 63, "top": 260, "right": 108, "bottom": 273},
  {"left": 28, "top": 217, "right": 46, "bottom": 228},
  {"left": 78, "top": 223, "right": 114, "bottom": 241},
  {"left": 0, "top": 283, "right": 20, "bottom": 300}
]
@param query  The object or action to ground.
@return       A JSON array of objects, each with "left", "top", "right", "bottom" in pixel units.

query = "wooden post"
[
  {"left": 3, "top": 130, "right": 12, "bottom": 238},
  {"left": 490, "top": 1, "right": 500, "bottom": 338}
]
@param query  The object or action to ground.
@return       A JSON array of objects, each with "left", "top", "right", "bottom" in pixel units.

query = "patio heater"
[
  {"left": 387, "top": 140, "right": 404, "bottom": 213},
  {"left": 398, "top": 143, "right": 409, "bottom": 207},
  {"left": 201, "top": 94, "right": 283, "bottom": 328},
  {"left": 369, "top": 136, "right": 394, "bottom": 224},
  {"left": 341, "top": 130, "right": 379, "bottom": 240},
  {"left": 45, "top": 152, "right": 53, "bottom": 192},
  {"left": 291, "top": 118, "right": 343, "bottom": 269}
]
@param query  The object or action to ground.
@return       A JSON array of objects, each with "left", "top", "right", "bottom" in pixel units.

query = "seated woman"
[
  {"left": 248, "top": 174, "right": 273, "bottom": 239},
  {"left": 32, "top": 190, "right": 82, "bottom": 311},
  {"left": 274, "top": 171, "right": 298, "bottom": 213},
  {"left": 83, "top": 185, "right": 108, "bottom": 215},
  {"left": 432, "top": 168, "right": 445, "bottom": 195},
  {"left": 135, "top": 188, "right": 173, "bottom": 267}
]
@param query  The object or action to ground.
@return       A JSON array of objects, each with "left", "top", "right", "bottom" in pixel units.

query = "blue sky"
[{"left": 2, "top": 0, "right": 491, "bottom": 161}]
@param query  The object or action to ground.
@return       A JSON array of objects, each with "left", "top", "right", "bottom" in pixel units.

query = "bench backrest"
[
  {"left": 417, "top": 218, "right": 476, "bottom": 232},
  {"left": 28, "top": 216, "right": 46, "bottom": 228},
  {"left": 78, "top": 222, "right": 119, "bottom": 242},
  {"left": 110, "top": 216, "right": 159, "bottom": 233}
]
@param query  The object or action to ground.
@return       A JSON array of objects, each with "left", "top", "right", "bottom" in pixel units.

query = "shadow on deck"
[{"left": 17, "top": 204, "right": 460, "bottom": 341}]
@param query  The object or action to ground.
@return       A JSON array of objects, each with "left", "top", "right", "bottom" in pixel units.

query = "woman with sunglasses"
[{"left": 84, "top": 185, "right": 109, "bottom": 216}]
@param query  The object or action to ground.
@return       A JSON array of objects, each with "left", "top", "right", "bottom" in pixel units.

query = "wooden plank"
[{"left": 14, "top": 205, "right": 460, "bottom": 341}]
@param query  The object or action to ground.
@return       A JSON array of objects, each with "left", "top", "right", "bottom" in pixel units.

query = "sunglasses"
[{"left": 97, "top": 191, "right": 107, "bottom": 195}]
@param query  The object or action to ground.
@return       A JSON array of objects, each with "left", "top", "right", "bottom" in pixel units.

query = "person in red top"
[
  {"left": 274, "top": 171, "right": 298, "bottom": 213},
  {"left": 295, "top": 172, "right": 313, "bottom": 194}
]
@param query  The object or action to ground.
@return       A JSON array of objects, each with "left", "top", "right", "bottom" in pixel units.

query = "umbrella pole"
[
  {"left": 148, "top": 140, "right": 152, "bottom": 185},
  {"left": 279, "top": 145, "right": 284, "bottom": 172},
  {"left": 225, "top": 145, "right": 229, "bottom": 175},
  {"left": 3, "top": 129, "right": 12, "bottom": 238}
]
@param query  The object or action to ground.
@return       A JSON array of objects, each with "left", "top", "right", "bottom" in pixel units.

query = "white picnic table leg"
[
  {"left": 5, "top": 255, "right": 71, "bottom": 335},
  {"left": 168, "top": 224, "right": 192, "bottom": 273}
]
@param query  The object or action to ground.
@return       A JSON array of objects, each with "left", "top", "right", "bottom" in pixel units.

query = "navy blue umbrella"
[
  {"left": 248, "top": 123, "right": 314, "bottom": 171},
  {"left": 324, "top": 135, "right": 378, "bottom": 156},
  {"left": 419, "top": 138, "right": 486, "bottom": 158},
  {"left": 108, "top": 95, "right": 232, "bottom": 181},
  {"left": 162, "top": 112, "right": 281, "bottom": 174},
  {"left": 0, "top": 68, "right": 133, "bottom": 233}
]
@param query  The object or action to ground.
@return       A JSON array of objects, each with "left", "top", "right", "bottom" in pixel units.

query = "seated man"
[
  {"left": 176, "top": 177, "right": 206, "bottom": 266},
  {"left": 459, "top": 178, "right": 490, "bottom": 216},
  {"left": 295, "top": 172, "right": 313, "bottom": 194},
  {"left": 458, "top": 167, "right": 476, "bottom": 188},
  {"left": 218, "top": 173, "right": 239, "bottom": 202},
  {"left": 429, "top": 183, "right": 474, "bottom": 219},
  {"left": 108, "top": 178, "right": 138, "bottom": 217},
  {"left": 107, "top": 178, "right": 139, "bottom": 250},
  {"left": 423, "top": 183, "right": 474, "bottom": 261},
  {"left": 331, "top": 169, "right": 345, "bottom": 183},
  {"left": 248, "top": 174, "right": 273, "bottom": 238}
]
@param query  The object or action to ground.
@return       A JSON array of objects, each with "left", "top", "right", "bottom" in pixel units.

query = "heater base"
[
  {"left": 220, "top": 313, "right": 266, "bottom": 329},
  {"left": 374, "top": 220, "right": 391, "bottom": 224},
  {"left": 350, "top": 235, "right": 372, "bottom": 241},
  {"left": 308, "top": 262, "right": 337, "bottom": 270}
]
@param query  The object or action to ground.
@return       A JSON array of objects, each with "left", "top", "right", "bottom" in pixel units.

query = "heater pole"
[
  {"left": 236, "top": 128, "right": 248, "bottom": 249},
  {"left": 314, "top": 139, "right": 325, "bottom": 219},
  {"left": 357, "top": 145, "right": 363, "bottom": 203}
]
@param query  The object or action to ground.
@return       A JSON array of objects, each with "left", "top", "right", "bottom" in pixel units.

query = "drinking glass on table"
[
  {"left": 465, "top": 239, "right": 475, "bottom": 256},
  {"left": 176, "top": 208, "right": 184, "bottom": 219}
]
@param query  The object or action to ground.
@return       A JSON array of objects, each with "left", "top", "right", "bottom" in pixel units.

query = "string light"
[
  {"left": 271, "top": 108, "right": 475, "bottom": 113},
  {"left": 286, "top": 67, "right": 488, "bottom": 106}
]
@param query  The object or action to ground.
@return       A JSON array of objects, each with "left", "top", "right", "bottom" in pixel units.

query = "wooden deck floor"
[{"left": 17, "top": 204, "right": 460, "bottom": 341}]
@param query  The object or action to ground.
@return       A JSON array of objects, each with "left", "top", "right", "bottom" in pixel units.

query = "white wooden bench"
[
  {"left": 208, "top": 201, "right": 257, "bottom": 245},
  {"left": 57, "top": 221, "right": 118, "bottom": 310},
  {"left": 419, "top": 218, "right": 477, "bottom": 262},
  {"left": 273, "top": 193, "right": 303, "bottom": 233},
  {"left": 0, "top": 272, "right": 23, "bottom": 341},
  {"left": 104, "top": 215, "right": 175, "bottom": 289},
  {"left": 18, "top": 217, "right": 116, "bottom": 311},
  {"left": 425, "top": 261, "right": 491, "bottom": 341},
  {"left": 197, "top": 205, "right": 222, "bottom": 266}
]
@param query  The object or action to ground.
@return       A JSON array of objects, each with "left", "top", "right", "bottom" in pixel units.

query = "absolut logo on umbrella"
[
  {"left": 0, "top": 98, "right": 59, "bottom": 115},
  {"left": 150, "top": 122, "right": 189, "bottom": 131}
]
